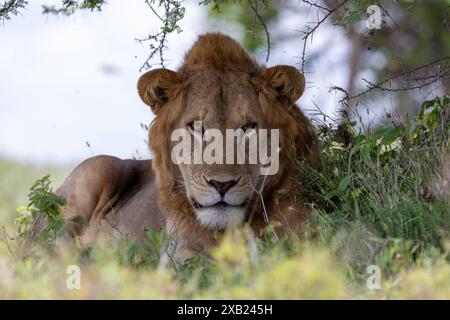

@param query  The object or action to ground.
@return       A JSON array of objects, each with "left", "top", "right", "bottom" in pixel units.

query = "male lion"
[{"left": 56, "top": 33, "right": 320, "bottom": 261}]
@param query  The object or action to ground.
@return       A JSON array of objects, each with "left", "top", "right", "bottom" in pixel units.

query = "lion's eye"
[{"left": 241, "top": 122, "right": 257, "bottom": 132}]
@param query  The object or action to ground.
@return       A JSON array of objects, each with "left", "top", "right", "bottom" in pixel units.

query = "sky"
[{"left": 0, "top": 0, "right": 352, "bottom": 165}]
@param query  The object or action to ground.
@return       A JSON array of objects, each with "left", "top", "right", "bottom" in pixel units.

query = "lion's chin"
[{"left": 195, "top": 205, "right": 246, "bottom": 230}]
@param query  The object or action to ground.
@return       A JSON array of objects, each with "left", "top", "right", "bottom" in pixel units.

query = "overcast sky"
[{"left": 0, "top": 0, "right": 351, "bottom": 165}]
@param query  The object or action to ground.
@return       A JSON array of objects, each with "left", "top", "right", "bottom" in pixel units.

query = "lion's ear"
[
  {"left": 261, "top": 65, "right": 305, "bottom": 104},
  {"left": 137, "top": 68, "right": 181, "bottom": 114}
]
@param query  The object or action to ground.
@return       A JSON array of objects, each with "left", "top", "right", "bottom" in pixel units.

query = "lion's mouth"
[{"left": 191, "top": 198, "right": 247, "bottom": 210}]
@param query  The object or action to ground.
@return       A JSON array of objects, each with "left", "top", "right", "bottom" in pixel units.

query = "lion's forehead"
[{"left": 180, "top": 70, "right": 264, "bottom": 129}]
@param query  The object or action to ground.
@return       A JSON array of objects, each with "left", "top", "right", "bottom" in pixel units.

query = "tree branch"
[
  {"left": 344, "top": 56, "right": 450, "bottom": 101},
  {"left": 0, "top": 0, "right": 28, "bottom": 23},
  {"left": 248, "top": 0, "right": 271, "bottom": 63},
  {"left": 300, "top": 0, "right": 349, "bottom": 72},
  {"left": 137, "top": 0, "right": 185, "bottom": 71}
]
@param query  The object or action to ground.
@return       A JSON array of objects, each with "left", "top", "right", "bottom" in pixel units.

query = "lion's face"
[
  {"left": 173, "top": 70, "right": 267, "bottom": 229},
  {"left": 137, "top": 35, "right": 306, "bottom": 232}
]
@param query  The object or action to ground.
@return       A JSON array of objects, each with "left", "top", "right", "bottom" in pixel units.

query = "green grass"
[{"left": 0, "top": 97, "right": 449, "bottom": 299}]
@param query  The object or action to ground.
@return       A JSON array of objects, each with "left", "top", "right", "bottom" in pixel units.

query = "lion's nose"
[{"left": 204, "top": 177, "right": 240, "bottom": 197}]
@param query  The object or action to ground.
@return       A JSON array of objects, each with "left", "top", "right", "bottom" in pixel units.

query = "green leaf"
[
  {"left": 337, "top": 176, "right": 351, "bottom": 193},
  {"left": 381, "top": 127, "right": 403, "bottom": 145}
]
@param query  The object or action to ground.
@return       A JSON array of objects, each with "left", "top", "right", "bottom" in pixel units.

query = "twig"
[
  {"left": 344, "top": 56, "right": 450, "bottom": 101},
  {"left": 137, "top": 0, "right": 185, "bottom": 70},
  {"left": 300, "top": 0, "right": 349, "bottom": 72},
  {"left": 145, "top": 0, "right": 164, "bottom": 22},
  {"left": 0, "top": 0, "right": 27, "bottom": 24},
  {"left": 301, "top": 0, "right": 331, "bottom": 13},
  {"left": 248, "top": 174, "right": 269, "bottom": 225},
  {"left": 248, "top": 0, "right": 271, "bottom": 63},
  {"left": 247, "top": 174, "right": 279, "bottom": 242}
]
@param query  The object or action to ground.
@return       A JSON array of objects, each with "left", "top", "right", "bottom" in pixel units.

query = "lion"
[{"left": 55, "top": 33, "right": 320, "bottom": 261}]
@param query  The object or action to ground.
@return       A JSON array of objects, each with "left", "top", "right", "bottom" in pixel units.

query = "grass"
[{"left": 0, "top": 97, "right": 448, "bottom": 299}]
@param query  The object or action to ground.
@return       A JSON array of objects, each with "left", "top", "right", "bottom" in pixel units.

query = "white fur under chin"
[{"left": 195, "top": 206, "right": 245, "bottom": 230}]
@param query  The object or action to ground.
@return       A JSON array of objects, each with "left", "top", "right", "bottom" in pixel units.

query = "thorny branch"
[
  {"left": 0, "top": 0, "right": 27, "bottom": 23},
  {"left": 248, "top": 0, "right": 271, "bottom": 63},
  {"left": 136, "top": 0, "right": 185, "bottom": 71},
  {"left": 300, "top": 0, "right": 349, "bottom": 72},
  {"left": 301, "top": 0, "right": 331, "bottom": 13},
  {"left": 343, "top": 56, "right": 450, "bottom": 102}
]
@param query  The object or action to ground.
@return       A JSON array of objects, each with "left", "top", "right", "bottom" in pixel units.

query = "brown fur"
[{"left": 57, "top": 33, "right": 320, "bottom": 261}]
